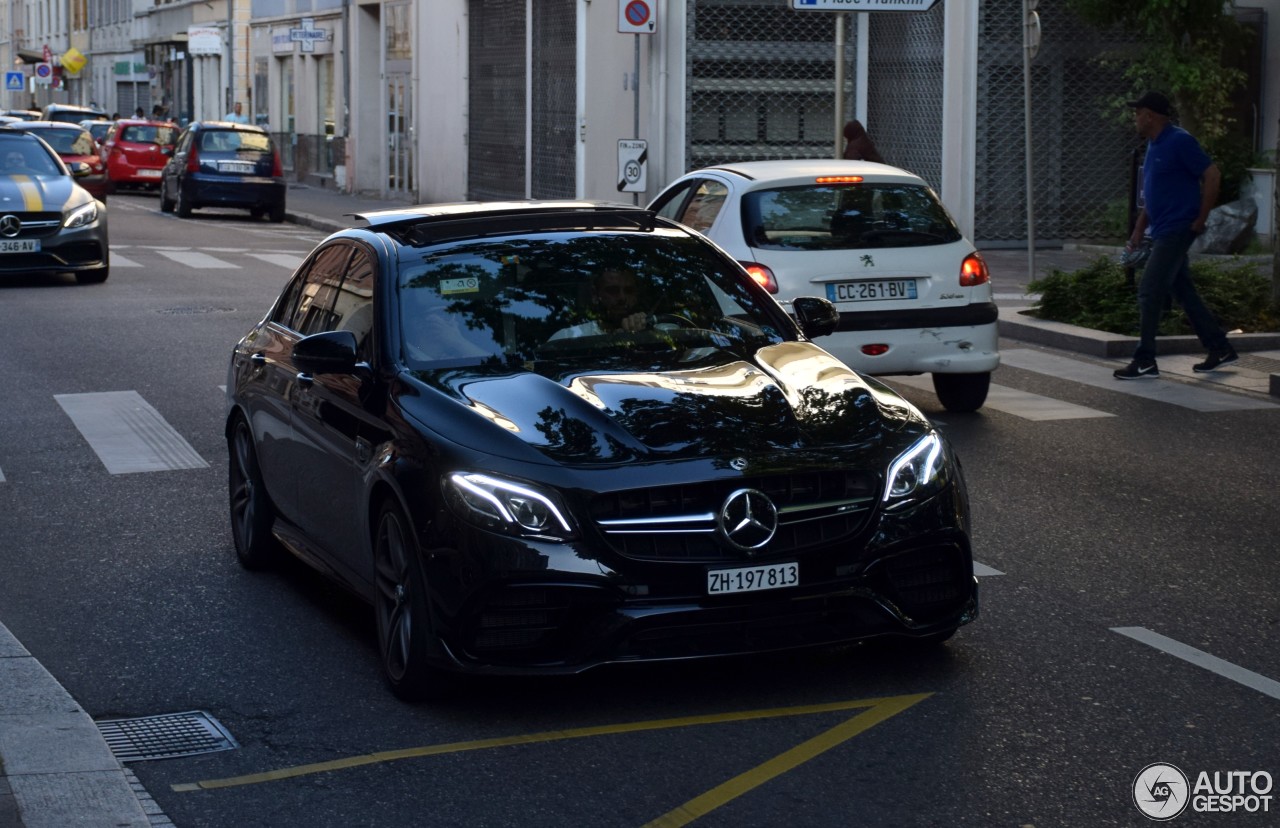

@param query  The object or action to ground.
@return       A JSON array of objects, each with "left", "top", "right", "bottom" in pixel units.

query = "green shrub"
[{"left": 1026, "top": 255, "right": 1280, "bottom": 334}]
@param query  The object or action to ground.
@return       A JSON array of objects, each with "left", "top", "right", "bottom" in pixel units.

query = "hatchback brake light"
[
  {"left": 271, "top": 150, "right": 283, "bottom": 178},
  {"left": 739, "top": 262, "right": 778, "bottom": 293},
  {"left": 816, "top": 176, "right": 863, "bottom": 184},
  {"left": 959, "top": 252, "right": 989, "bottom": 287},
  {"left": 186, "top": 142, "right": 200, "bottom": 173}
]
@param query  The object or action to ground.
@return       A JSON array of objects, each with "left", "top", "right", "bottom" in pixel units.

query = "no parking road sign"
[
  {"left": 33, "top": 63, "right": 52, "bottom": 86},
  {"left": 619, "top": 0, "right": 656, "bottom": 33}
]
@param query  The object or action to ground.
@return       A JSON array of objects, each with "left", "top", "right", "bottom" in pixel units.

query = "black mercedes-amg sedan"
[{"left": 225, "top": 201, "right": 978, "bottom": 701}]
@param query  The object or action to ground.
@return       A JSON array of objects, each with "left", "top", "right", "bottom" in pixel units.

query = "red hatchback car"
[
  {"left": 102, "top": 119, "right": 179, "bottom": 192},
  {"left": 10, "top": 121, "right": 108, "bottom": 200}
]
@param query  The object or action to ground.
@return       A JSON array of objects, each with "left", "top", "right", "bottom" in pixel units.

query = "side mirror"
[
  {"left": 161, "top": 146, "right": 174, "bottom": 156},
  {"left": 67, "top": 161, "right": 91, "bottom": 178},
  {"left": 292, "top": 330, "right": 360, "bottom": 375},
  {"left": 792, "top": 296, "right": 840, "bottom": 339}
]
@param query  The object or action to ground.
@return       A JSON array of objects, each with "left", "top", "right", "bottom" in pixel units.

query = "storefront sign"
[{"left": 188, "top": 26, "right": 224, "bottom": 56}]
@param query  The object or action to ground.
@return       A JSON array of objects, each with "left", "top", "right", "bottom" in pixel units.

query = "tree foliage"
[{"left": 1068, "top": 0, "right": 1251, "bottom": 147}]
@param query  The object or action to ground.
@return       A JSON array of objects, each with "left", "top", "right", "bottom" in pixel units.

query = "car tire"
[
  {"left": 176, "top": 183, "right": 193, "bottom": 218},
  {"left": 373, "top": 499, "right": 454, "bottom": 702},
  {"left": 75, "top": 267, "right": 108, "bottom": 285},
  {"left": 159, "top": 181, "right": 175, "bottom": 213},
  {"left": 228, "top": 416, "right": 282, "bottom": 570},
  {"left": 268, "top": 202, "right": 285, "bottom": 223},
  {"left": 104, "top": 179, "right": 116, "bottom": 195},
  {"left": 932, "top": 372, "right": 990, "bottom": 413},
  {"left": 249, "top": 207, "right": 264, "bottom": 220}
]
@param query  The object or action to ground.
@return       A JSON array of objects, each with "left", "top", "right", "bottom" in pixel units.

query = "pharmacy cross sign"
[{"left": 289, "top": 18, "right": 329, "bottom": 53}]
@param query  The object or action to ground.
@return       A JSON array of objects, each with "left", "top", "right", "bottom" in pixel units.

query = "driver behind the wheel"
[{"left": 549, "top": 267, "right": 650, "bottom": 340}]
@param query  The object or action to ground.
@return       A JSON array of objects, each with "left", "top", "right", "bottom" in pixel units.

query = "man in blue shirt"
[{"left": 1114, "top": 91, "right": 1236, "bottom": 380}]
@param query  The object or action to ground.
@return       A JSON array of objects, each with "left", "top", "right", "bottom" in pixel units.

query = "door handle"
[
  {"left": 296, "top": 372, "right": 314, "bottom": 388},
  {"left": 249, "top": 353, "right": 267, "bottom": 365}
]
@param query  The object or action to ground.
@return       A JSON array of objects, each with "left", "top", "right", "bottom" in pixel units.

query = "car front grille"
[
  {"left": 0, "top": 212, "right": 64, "bottom": 239},
  {"left": 590, "top": 471, "right": 880, "bottom": 563}
]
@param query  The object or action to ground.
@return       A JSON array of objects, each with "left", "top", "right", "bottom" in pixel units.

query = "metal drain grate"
[
  {"left": 1235, "top": 355, "right": 1280, "bottom": 374},
  {"left": 96, "top": 711, "right": 238, "bottom": 763}
]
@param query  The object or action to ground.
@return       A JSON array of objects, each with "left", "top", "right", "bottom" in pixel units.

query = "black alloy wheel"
[
  {"left": 373, "top": 500, "right": 451, "bottom": 702},
  {"left": 159, "top": 179, "right": 174, "bottom": 213},
  {"left": 228, "top": 416, "right": 280, "bottom": 569},
  {"left": 176, "top": 182, "right": 193, "bottom": 217}
]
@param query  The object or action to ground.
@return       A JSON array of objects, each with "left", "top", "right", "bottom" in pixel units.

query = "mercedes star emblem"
[
  {"left": 0, "top": 214, "right": 21, "bottom": 238},
  {"left": 717, "top": 488, "right": 778, "bottom": 554}
]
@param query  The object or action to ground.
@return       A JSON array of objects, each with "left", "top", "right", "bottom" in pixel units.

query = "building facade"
[{"left": 0, "top": 0, "right": 1275, "bottom": 245}]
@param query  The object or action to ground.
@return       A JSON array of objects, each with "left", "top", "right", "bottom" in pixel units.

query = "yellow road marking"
[
  {"left": 172, "top": 693, "right": 931, "bottom": 795},
  {"left": 641, "top": 693, "right": 931, "bottom": 827}
]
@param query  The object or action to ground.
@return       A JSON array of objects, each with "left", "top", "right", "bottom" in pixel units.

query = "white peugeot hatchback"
[{"left": 650, "top": 159, "right": 998, "bottom": 412}]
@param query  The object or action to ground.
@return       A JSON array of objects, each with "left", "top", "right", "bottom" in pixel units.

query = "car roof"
[
  {"left": 354, "top": 201, "right": 660, "bottom": 243},
  {"left": 13, "top": 121, "right": 85, "bottom": 131},
  {"left": 188, "top": 120, "right": 268, "bottom": 133},
  {"left": 690, "top": 158, "right": 924, "bottom": 186}
]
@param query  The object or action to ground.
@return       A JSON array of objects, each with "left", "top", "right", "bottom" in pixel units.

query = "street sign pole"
[
  {"left": 1023, "top": 0, "right": 1041, "bottom": 280},
  {"left": 634, "top": 32, "right": 640, "bottom": 204},
  {"left": 833, "top": 13, "right": 846, "bottom": 159}
]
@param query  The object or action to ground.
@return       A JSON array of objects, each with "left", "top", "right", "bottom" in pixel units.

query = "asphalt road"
[{"left": 1, "top": 193, "right": 1277, "bottom": 827}]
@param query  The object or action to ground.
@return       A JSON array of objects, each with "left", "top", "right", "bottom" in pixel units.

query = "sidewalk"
[{"left": 1, "top": 187, "right": 1277, "bottom": 828}]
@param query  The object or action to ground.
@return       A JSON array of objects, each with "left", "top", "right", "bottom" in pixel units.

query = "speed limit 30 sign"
[{"left": 617, "top": 139, "right": 648, "bottom": 193}]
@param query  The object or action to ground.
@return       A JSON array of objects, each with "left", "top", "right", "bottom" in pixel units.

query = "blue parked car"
[{"left": 160, "top": 121, "right": 286, "bottom": 222}]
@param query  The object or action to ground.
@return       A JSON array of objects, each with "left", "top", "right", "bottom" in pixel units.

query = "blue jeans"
[{"left": 1133, "top": 229, "right": 1228, "bottom": 363}]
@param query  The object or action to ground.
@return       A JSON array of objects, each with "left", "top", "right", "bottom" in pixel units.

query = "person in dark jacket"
[{"left": 842, "top": 120, "right": 884, "bottom": 163}]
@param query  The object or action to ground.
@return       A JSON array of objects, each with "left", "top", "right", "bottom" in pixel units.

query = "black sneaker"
[
  {"left": 1193, "top": 347, "right": 1238, "bottom": 373},
  {"left": 1114, "top": 360, "right": 1159, "bottom": 380}
]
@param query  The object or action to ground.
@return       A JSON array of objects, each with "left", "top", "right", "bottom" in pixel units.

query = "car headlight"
[
  {"left": 64, "top": 201, "right": 99, "bottom": 229},
  {"left": 443, "top": 472, "right": 575, "bottom": 540},
  {"left": 883, "top": 431, "right": 947, "bottom": 508}
]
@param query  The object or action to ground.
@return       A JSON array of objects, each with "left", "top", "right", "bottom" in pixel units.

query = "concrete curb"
[
  {"left": 998, "top": 306, "right": 1280, "bottom": 398},
  {"left": 0, "top": 624, "right": 149, "bottom": 828}
]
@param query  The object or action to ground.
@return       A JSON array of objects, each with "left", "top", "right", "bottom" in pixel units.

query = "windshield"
[
  {"left": 0, "top": 136, "right": 61, "bottom": 175},
  {"left": 397, "top": 230, "right": 792, "bottom": 372},
  {"left": 744, "top": 182, "right": 962, "bottom": 250},
  {"left": 37, "top": 128, "right": 97, "bottom": 156}
]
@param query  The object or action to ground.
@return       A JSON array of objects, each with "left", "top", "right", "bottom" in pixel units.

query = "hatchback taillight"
[
  {"left": 740, "top": 262, "right": 778, "bottom": 294},
  {"left": 186, "top": 143, "right": 200, "bottom": 173},
  {"left": 959, "top": 252, "right": 989, "bottom": 287},
  {"left": 271, "top": 150, "right": 283, "bottom": 178}
]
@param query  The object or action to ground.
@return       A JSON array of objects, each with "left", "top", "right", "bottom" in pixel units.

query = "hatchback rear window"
[
  {"left": 122, "top": 125, "right": 178, "bottom": 146},
  {"left": 743, "top": 183, "right": 962, "bottom": 251},
  {"left": 199, "top": 130, "right": 271, "bottom": 154}
]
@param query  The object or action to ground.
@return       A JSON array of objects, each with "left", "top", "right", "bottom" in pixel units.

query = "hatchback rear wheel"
[
  {"left": 176, "top": 183, "right": 193, "bottom": 217},
  {"left": 932, "top": 372, "right": 990, "bottom": 413}
]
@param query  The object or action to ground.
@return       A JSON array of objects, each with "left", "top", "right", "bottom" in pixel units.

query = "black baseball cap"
[{"left": 1127, "top": 91, "right": 1171, "bottom": 116}]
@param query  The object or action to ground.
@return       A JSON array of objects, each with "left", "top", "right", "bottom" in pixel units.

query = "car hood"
[
  {"left": 400, "top": 341, "right": 918, "bottom": 466},
  {"left": 0, "top": 174, "right": 87, "bottom": 212}
]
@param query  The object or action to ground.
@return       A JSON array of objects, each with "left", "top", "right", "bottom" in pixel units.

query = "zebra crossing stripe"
[
  {"left": 1000, "top": 349, "right": 1279, "bottom": 412},
  {"left": 110, "top": 253, "right": 143, "bottom": 268},
  {"left": 156, "top": 250, "right": 239, "bottom": 269},
  {"left": 54, "top": 391, "right": 209, "bottom": 474},
  {"left": 887, "top": 375, "right": 1112, "bottom": 421},
  {"left": 245, "top": 252, "right": 306, "bottom": 270}
]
